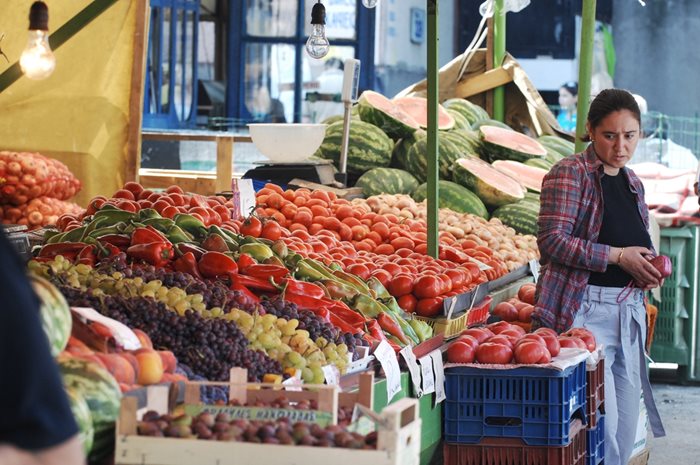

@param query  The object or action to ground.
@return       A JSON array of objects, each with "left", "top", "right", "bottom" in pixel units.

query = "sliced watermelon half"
[
  {"left": 357, "top": 90, "right": 421, "bottom": 140},
  {"left": 393, "top": 96, "right": 455, "bottom": 130},
  {"left": 452, "top": 157, "right": 525, "bottom": 208},
  {"left": 479, "top": 125, "right": 547, "bottom": 162},
  {"left": 492, "top": 160, "right": 548, "bottom": 193}
]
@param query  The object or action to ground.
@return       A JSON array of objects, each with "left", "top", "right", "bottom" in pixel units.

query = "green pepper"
[
  {"left": 366, "top": 276, "right": 391, "bottom": 299},
  {"left": 408, "top": 318, "right": 433, "bottom": 342},
  {"left": 284, "top": 252, "right": 304, "bottom": 268},
  {"left": 173, "top": 213, "right": 208, "bottom": 238},
  {"left": 270, "top": 240, "right": 288, "bottom": 259},
  {"left": 137, "top": 208, "right": 161, "bottom": 220},
  {"left": 86, "top": 222, "right": 129, "bottom": 239},
  {"left": 218, "top": 227, "right": 242, "bottom": 244},
  {"left": 352, "top": 295, "right": 420, "bottom": 345},
  {"left": 47, "top": 225, "right": 88, "bottom": 244},
  {"left": 239, "top": 243, "right": 274, "bottom": 262},
  {"left": 295, "top": 259, "right": 336, "bottom": 282},
  {"left": 165, "top": 224, "right": 194, "bottom": 244},
  {"left": 141, "top": 217, "right": 175, "bottom": 233},
  {"left": 208, "top": 225, "right": 239, "bottom": 246},
  {"left": 81, "top": 216, "right": 108, "bottom": 237},
  {"left": 262, "top": 255, "right": 286, "bottom": 267},
  {"left": 321, "top": 279, "right": 360, "bottom": 301},
  {"left": 333, "top": 270, "right": 371, "bottom": 295},
  {"left": 92, "top": 208, "right": 136, "bottom": 225}
]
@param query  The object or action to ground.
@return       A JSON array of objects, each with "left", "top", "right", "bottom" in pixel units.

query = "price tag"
[
  {"left": 429, "top": 350, "right": 446, "bottom": 406},
  {"left": 282, "top": 370, "right": 303, "bottom": 391},
  {"left": 400, "top": 346, "right": 422, "bottom": 397},
  {"left": 529, "top": 259, "right": 541, "bottom": 283},
  {"left": 418, "top": 355, "right": 435, "bottom": 395},
  {"left": 321, "top": 364, "right": 340, "bottom": 386},
  {"left": 374, "top": 340, "right": 402, "bottom": 402}
]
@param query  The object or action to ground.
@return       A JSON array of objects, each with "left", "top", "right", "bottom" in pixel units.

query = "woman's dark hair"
[
  {"left": 581, "top": 88, "right": 641, "bottom": 142},
  {"left": 560, "top": 81, "right": 578, "bottom": 97}
]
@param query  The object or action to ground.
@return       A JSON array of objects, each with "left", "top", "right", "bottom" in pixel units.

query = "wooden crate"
[{"left": 115, "top": 371, "right": 420, "bottom": 465}]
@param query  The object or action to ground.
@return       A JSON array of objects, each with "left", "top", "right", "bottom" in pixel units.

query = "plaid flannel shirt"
[{"left": 532, "top": 144, "right": 651, "bottom": 333}]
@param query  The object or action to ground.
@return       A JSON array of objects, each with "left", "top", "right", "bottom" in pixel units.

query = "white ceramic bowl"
[{"left": 248, "top": 123, "right": 327, "bottom": 163}]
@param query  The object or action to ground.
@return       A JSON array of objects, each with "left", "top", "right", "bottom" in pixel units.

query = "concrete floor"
[{"left": 647, "top": 370, "right": 700, "bottom": 465}]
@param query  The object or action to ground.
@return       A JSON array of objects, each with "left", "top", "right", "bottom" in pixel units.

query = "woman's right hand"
[{"left": 618, "top": 246, "right": 663, "bottom": 288}]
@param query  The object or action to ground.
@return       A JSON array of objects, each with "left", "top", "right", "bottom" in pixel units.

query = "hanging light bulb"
[
  {"left": 305, "top": 1, "right": 329, "bottom": 59},
  {"left": 362, "top": 0, "right": 379, "bottom": 8},
  {"left": 19, "top": 1, "right": 56, "bottom": 80}
]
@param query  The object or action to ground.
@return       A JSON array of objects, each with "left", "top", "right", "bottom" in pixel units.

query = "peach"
[
  {"left": 133, "top": 329, "right": 154, "bottom": 349},
  {"left": 66, "top": 336, "right": 94, "bottom": 355},
  {"left": 120, "top": 351, "right": 141, "bottom": 381},
  {"left": 157, "top": 350, "right": 177, "bottom": 374},
  {"left": 135, "top": 348, "right": 164, "bottom": 385},
  {"left": 96, "top": 353, "right": 136, "bottom": 384},
  {"left": 161, "top": 373, "right": 188, "bottom": 383}
]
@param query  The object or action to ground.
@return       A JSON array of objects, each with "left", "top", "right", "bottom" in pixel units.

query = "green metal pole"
[
  {"left": 575, "top": 0, "right": 596, "bottom": 152},
  {"left": 492, "top": 0, "right": 506, "bottom": 122},
  {"left": 426, "top": 0, "right": 439, "bottom": 258}
]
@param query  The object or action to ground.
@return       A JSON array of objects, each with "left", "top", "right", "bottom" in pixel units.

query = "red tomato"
[
  {"left": 388, "top": 274, "right": 415, "bottom": 297},
  {"left": 558, "top": 336, "right": 588, "bottom": 350},
  {"left": 518, "top": 304, "right": 535, "bottom": 323},
  {"left": 459, "top": 327, "right": 494, "bottom": 344},
  {"left": 347, "top": 263, "right": 371, "bottom": 281},
  {"left": 165, "top": 185, "right": 184, "bottom": 194},
  {"left": 371, "top": 269, "right": 392, "bottom": 289},
  {"left": 240, "top": 216, "right": 263, "bottom": 237},
  {"left": 123, "top": 181, "right": 144, "bottom": 197},
  {"left": 539, "top": 349, "right": 552, "bottom": 364},
  {"left": 455, "top": 334, "right": 480, "bottom": 351},
  {"left": 397, "top": 294, "right": 418, "bottom": 313},
  {"left": 487, "top": 320, "right": 512, "bottom": 335},
  {"left": 476, "top": 342, "right": 513, "bottom": 364},
  {"left": 533, "top": 328, "right": 561, "bottom": 357},
  {"left": 564, "top": 328, "right": 597, "bottom": 352},
  {"left": 485, "top": 334, "right": 514, "bottom": 349},
  {"left": 415, "top": 297, "right": 443, "bottom": 318},
  {"left": 161, "top": 205, "right": 179, "bottom": 219},
  {"left": 492, "top": 302, "right": 519, "bottom": 322},
  {"left": 518, "top": 284, "right": 537, "bottom": 305},
  {"left": 515, "top": 333, "right": 546, "bottom": 347},
  {"left": 113, "top": 189, "right": 135, "bottom": 201},
  {"left": 447, "top": 340, "right": 476, "bottom": 364},
  {"left": 514, "top": 341, "right": 547, "bottom": 365},
  {"left": 413, "top": 275, "right": 443, "bottom": 299},
  {"left": 260, "top": 220, "right": 282, "bottom": 241}
]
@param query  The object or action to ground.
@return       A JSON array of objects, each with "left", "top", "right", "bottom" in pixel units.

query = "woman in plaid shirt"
[{"left": 533, "top": 89, "right": 665, "bottom": 465}]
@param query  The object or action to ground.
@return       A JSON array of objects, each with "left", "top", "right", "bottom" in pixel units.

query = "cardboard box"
[{"left": 628, "top": 448, "right": 650, "bottom": 465}]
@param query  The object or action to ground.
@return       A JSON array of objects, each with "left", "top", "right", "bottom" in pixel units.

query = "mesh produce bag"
[
  {"left": 0, "top": 196, "right": 85, "bottom": 230},
  {"left": 0, "top": 151, "right": 82, "bottom": 205}
]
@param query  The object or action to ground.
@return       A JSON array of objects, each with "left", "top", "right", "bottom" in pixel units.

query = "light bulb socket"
[
  {"left": 28, "top": 1, "right": 49, "bottom": 31},
  {"left": 310, "top": 1, "right": 326, "bottom": 26}
]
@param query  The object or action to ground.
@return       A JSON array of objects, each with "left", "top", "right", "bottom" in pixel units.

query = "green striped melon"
[
  {"left": 320, "top": 114, "right": 345, "bottom": 125},
  {"left": 446, "top": 109, "right": 472, "bottom": 130},
  {"left": 412, "top": 180, "right": 488, "bottom": 218},
  {"left": 492, "top": 160, "right": 547, "bottom": 193},
  {"left": 355, "top": 168, "right": 420, "bottom": 197},
  {"left": 393, "top": 96, "right": 455, "bottom": 130},
  {"left": 404, "top": 133, "right": 469, "bottom": 182},
  {"left": 491, "top": 201, "right": 539, "bottom": 236},
  {"left": 542, "top": 146, "right": 566, "bottom": 165},
  {"left": 452, "top": 157, "right": 525, "bottom": 208},
  {"left": 357, "top": 90, "right": 420, "bottom": 140},
  {"left": 315, "top": 120, "right": 393, "bottom": 175},
  {"left": 538, "top": 135, "right": 575, "bottom": 157},
  {"left": 471, "top": 119, "right": 512, "bottom": 131},
  {"left": 478, "top": 125, "right": 547, "bottom": 162},
  {"left": 57, "top": 354, "right": 122, "bottom": 428},
  {"left": 525, "top": 157, "right": 555, "bottom": 170},
  {"left": 391, "top": 132, "right": 422, "bottom": 170},
  {"left": 65, "top": 385, "right": 94, "bottom": 455},
  {"left": 443, "top": 98, "right": 490, "bottom": 124},
  {"left": 31, "top": 275, "right": 71, "bottom": 357}
]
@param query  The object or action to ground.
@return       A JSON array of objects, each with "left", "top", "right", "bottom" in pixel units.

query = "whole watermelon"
[
  {"left": 64, "top": 385, "right": 95, "bottom": 455},
  {"left": 412, "top": 180, "right": 488, "bottom": 218},
  {"left": 57, "top": 354, "right": 122, "bottom": 429},
  {"left": 30, "top": 275, "right": 72, "bottom": 357},
  {"left": 315, "top": 120, "right": 393, "bottom": 175},
  {"left": 355, "top": 168, "right": 420, "bottom": 197}
]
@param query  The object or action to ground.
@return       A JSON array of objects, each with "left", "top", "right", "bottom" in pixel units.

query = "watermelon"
[
  {"left": 478, "top": 125, "right": 547, "bottom": 162},
  {"left": 393, "top": 96, "right": 455, "bottom": 130},
  {"left": 443, "top": 98, "right": 490, "bottom": 124},
  {"left": 31, "top": 275, "right": 72, "bottom": 357},
  {"left": 525, "top": 157, "right": 555, "bottom": 170},
  {"left": 471, "top": 119, "right": 512, "bottom": 131},
  {"left": 404, "top": 133, "right": 470, "bottom": 182},
  {"left": 492, "top": 160, "right": 547, "bottom": 193},
  {"left": 65, "top": 385, "right": 94, "bottom": 455},
  {"left": 446, "top": 108, "right": 472, "bottom": 130},
  {"left": 452, "top": 157, "right": 525, "bottom": 208},
  {"left": 538, "top": 135, "right": 575, "bottom": 157},
  {"left": 57, "top": 354, "right": 122, "bottom": 428},
  {"left": 357, "top": 90, "right": 420, "bottom": 140},
  {"left": 315, "top": 120, "right": 393, "bottom": 175},
  {"left": 391, "top": 132, "right": 422, "bottom": 170},
  {"left": 491, "top": 200, "right": 539, "bottom": 236},
  {"left": 320, "top": 114, "right": 345, "bottom": 125},
  {"left": 412, "top": 180, "right": 488, "bottom": 218},
  {"left": 355, "top": 168, "right": 420, "bottom": 197}
]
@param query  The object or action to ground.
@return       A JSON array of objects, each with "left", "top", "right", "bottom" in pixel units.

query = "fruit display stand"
[{"left": 115, "top": 380, "right": 421, "bottom": 465}]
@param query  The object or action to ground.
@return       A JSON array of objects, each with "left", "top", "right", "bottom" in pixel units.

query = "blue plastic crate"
[
  {"left": 586, "top": 413, "right": 605, "bottom": 465},
  {"left": 444, "top": 360, "right": 587, "bottom": 446}
]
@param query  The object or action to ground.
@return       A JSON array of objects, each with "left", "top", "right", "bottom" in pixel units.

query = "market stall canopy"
[
  {"left": 0, "top": 0, "right": 147, "bottom": 207},
  {"left": 396, "top": 49, "right": 572, "bottom": 140}
]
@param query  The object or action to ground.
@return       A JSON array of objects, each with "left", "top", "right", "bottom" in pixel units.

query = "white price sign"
[
  {"left": 429, "top": 350, "right": 446, "bottom": 406},
  {"left": 400, "top": 346, "right": 422, "bottom": 397},
  {"left": 321, "top": 364, "right": 340, "bottom": 386},
  {"left": 374, "top": 340, "right": 402, "bottom": 402},
  {"left": 418, "top": 355, "right": 435, "bottom": 395}
]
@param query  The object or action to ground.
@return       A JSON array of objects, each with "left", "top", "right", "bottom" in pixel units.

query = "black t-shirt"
[
  {"left": 0, "top": 232, "right": 78, "bottom": 450},
  {"left": 588, "top": 171, "right": 652, "bottom": 287}
]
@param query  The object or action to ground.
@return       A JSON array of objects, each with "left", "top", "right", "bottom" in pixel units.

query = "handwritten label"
[
  {"left": 374, "top": 340, "right": 402, "bottom": 402},
  {"left": 322, "top": 364, "right": 340, "bottom": 385},
  {"left": 400, "top": 346, "right": 423, "bottom": 397},
  {"left": 183, "top": 405, "right": 334, "bottom": 426},
  {"left": 419, "top": 355, "right": 435, "bottom": 395},
  {"left": 429, "top": 350, "right": 446, "bottom": 406},
  {"left": 529, "top": 259, "right": 541, "bottom": 283}
]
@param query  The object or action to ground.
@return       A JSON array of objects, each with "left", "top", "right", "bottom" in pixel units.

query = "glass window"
[
  {"left": 246, "top": 0, "right": 298, "bottom": 37},
  {"left": 302, "top": 46, "right": 355, "bottom": 123},
  {"left": 244, "top": 43, "right": 296, "bottom": 123},
  {"left": 304, "top": 0, "right": 356, "bottom": 40}
]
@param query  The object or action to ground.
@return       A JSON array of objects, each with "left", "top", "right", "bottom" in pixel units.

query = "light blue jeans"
[{"left": 573, "top": 285, "right": 665, "bottom": 465}]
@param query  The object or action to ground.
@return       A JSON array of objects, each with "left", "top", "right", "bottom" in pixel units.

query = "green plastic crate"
[
  {"left": 650, "top": 226, "right": 699, "bottom": 369},
  {"left": 678, "top": 226, "right": 700, "bottom": 382}
]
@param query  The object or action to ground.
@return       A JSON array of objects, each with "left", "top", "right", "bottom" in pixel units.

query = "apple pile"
[{"left": 446, "top": 321, "right": 596, "bottom": 365}]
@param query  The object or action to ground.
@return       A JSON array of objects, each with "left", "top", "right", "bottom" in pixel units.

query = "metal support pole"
[
  {"left": 492, "top": 0, "right": 506, "bottom": 122},
  {"left": 575, "top": 0, "right": 597, "bottom": 152},
  {"left": 426, "top": 0, "right": 439, "bottom": 258}
]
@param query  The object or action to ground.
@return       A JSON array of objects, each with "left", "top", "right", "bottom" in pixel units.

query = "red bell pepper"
[
  {"left": 38, "top": 242, "right": 89, "bottom": 259},
  {"left": 329, "top": 312, "right": 361, "bottom": 336},
  {"left": 126, "top": 242, "right": 174, "bottom": 267},
  {"left": 230, "top": 282, "right": 261, "bottom": 306},
  {"left": 244, "top": 264, "right": 289, "bottom": 280},
  {"left": 278, "top": 278, "right": 326, "bottom": 300},
  {"left": 131, "top": 226, "right": 170, "bottom": 246},
  {"left": 236, "top": 253, "right": 257, "bottom": 271},
  {"left": 96, "top": 234, "right": 131, "bottom": 249},
  {"left": 173, "top": 252, "right": 204, "bottom": 280},
  {"left": 201, "top": 233, "right": 230, "bottom": 253},
  {"left": 198, "top": 251, "right": 238, "bottom": 279},
  {"left": 76, "top": 245, "right": 97, "bottom": 266},
  {"left": 230, "top": 274, "right": 279, "bottom": 293},
  {"left": 283, "top": 294, "right": 331, "bottom": 322},
  {"left": 365, "top": 319, "right": 387, "bottom": 344},
  {"left": 376, "top": 312, "right": 410, "bottom": 345},
  {"left": 326, "top": 301, "right": 367, "bottom": 328},
  {"left": 175, "top": 243, "right": 206, "bottom": 260},
  {"left": 99, "top": 242, "right": 123, "bottom": 258}
]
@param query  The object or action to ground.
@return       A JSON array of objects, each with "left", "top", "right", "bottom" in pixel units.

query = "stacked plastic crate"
[
  {"left": 442, "top": 357, "right": 589, "bottom": 465},
  {"left": 585, "top": 352, "right": 605, "bottom": 465}
]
